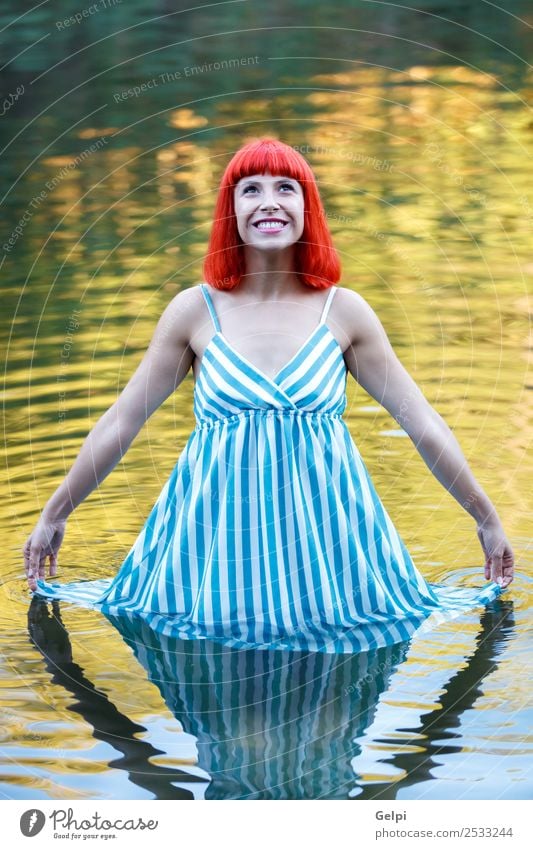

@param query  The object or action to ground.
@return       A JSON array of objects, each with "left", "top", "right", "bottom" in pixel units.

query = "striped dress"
[{"left": 36, "top": 283, "right": 502, "bottom": 653}]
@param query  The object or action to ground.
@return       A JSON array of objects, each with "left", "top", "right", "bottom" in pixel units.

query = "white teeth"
[{"left": 256, "top": 221, "right": 286, "bottom": 230}]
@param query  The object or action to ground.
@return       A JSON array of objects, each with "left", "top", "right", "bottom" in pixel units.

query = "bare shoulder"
[
  {"left": 154, "top": 283, "right": 207, "bottom": 348},
  {"left": 330, "top": 286, "right": 382, "bottom": 348}
]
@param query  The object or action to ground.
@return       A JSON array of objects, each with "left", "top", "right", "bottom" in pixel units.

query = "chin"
[
  {"left": 244, "top": 231, "right": 301, "bottom": 250},
  {"left": 252, "top": 237, "right": 295, "bottom": 248}
]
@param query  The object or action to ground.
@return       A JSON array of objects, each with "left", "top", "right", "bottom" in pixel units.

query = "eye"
[
  {"left": 242, "top": 185, "right": 257, "bottom": 194},
  {"left": 279, "top": 182, "right": 295, "bottom": 191}
]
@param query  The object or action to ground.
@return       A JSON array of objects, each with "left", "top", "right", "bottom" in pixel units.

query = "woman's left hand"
[{"left": 476, "top": 520, "right": 515, "bottom": 588}]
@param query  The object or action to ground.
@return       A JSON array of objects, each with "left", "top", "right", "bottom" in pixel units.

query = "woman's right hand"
[
  {"left": 476, "top": 519, "right": 515, "bottom": 589},
  {"left": 22, "top": 516, "right": 67, "bottom": 591}
]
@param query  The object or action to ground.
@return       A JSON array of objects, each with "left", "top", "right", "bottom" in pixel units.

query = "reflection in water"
[
  {"left": 28, "top": 598, "right": 514, "bottom": 799},
  {"left": 27, "top": 599, "right": 202, "bottom": 800},
  {"left": 103, "top": 612, "right": 412, "bottom": 800},
  {"left": 351, "top": 600, "right": 516, "bottom": 799}
]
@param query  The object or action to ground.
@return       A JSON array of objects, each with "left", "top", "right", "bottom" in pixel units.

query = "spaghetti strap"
[
  {"left": 200, "top": 283, "right": 221, "bottom": 332},
  {"left": 319, "top": 286, "right": 337, "bottom": 325},
  {"left": 202, "top": 283, "right": 337, "bottom": 332}
]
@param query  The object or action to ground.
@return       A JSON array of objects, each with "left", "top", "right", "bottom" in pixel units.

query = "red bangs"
[
  {"left": 225, "top": 139, "right": 317, "bottom": 186},
  {"left": 202, "top": 137, "right": 341, "bottom": 291}
]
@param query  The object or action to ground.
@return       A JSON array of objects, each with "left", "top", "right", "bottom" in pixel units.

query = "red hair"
[{"left": 202, "top": 137, "right": 341, "bottom": 290}]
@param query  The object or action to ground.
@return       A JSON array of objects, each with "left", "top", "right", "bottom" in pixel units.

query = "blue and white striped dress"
[{"left": 36, "top": 283, "right": 502, "bottom": 652}]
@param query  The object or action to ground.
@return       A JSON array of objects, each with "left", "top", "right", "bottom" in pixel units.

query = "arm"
[
  {"left": 341, "top": 290, "right": 514, "bottom": 588},
  {"left": 23, "top": 287, "right": 197, "bottom": 589}
]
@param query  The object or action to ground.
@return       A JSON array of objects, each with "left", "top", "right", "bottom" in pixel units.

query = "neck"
[{"left": 240, "top": 245, "right": 303, "bottom": 296}]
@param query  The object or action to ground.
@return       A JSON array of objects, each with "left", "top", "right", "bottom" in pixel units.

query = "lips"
[{"left": 252, "top": 218, "right": 289, "bottom": 232}]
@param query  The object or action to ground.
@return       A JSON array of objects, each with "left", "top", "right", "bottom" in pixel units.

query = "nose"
[{"left": 259, "top": 189, "right": 280, "bottom": 211}]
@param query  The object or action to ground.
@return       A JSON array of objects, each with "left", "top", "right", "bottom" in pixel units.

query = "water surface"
[{"left": 1, "top": 0, "right": 531, "bottom": 800}]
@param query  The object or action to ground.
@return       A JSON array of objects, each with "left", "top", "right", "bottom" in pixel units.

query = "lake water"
[{"left": 1, "top": 0, "right": 531, "bottom": 800}]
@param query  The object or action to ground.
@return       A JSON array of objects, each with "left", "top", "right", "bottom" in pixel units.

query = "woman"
[{"left": 24, "top": 137, "right": 514, "bottom": 652}]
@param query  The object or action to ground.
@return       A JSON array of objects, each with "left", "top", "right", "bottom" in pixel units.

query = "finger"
[
  {"left": 490, "top": 553, "right": 504, "bottom": 586},
  {"left": 502, "top": 561, "right": 514, "bottom": 587},
  {"left": 38, "top": 555, "right": 47, "bottom": 580},
  {"left": 49, "top": 553, "right": 58, "bottom": 577},
  {"left": 23, "top": 542, "right": 31, "bottom": 574},
  {"left": 484, "top": 547, "right": 492, "bottom": 579},
  {"left": 28, "top": 547, "right": 42, "bottom": 587}
]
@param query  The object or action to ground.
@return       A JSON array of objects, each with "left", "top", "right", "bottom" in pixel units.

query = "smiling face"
[{"left": 233, "top": 172, "right": 305, "bottom": 250}]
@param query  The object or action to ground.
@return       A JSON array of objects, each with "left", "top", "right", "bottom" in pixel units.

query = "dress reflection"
[{"left": 28, "top": 598, "right": 514, "bottom": 800}]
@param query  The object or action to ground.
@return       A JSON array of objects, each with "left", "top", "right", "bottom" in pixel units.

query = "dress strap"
[
  {"left": 319, "top": 286, "right": 337, "bottom": 325},
  {"left": 200, "top": 283, "right": 221, "bottom": 332}
]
